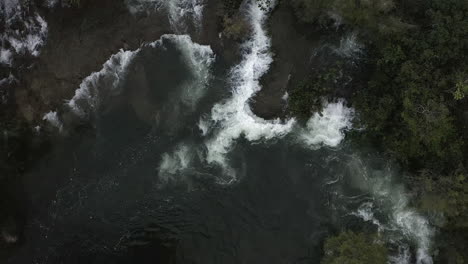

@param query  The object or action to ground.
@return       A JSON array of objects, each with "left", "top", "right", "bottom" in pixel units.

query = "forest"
[
  {"left": 0, "top": 0, "right": 466, "bottom": 263},
  {"left": 285, "top": 0, "right": 468, "bottom": 262}
]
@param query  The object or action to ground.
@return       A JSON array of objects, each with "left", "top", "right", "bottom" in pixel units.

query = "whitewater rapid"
[
  {"left": 338, "top": 157, "right": 434, "bottom": 264},
  {"left": 299, "top": 100, "right": 354, "bottom": 148},
  {"left": 126, "top": 0, "right": 205, "bottom": 32},
  {"left": 200, "top": 0, "right": 296, "bottom": 178},
  {"left": 0, "top": 0, "right": 48, "bottom": 66},
  {"left": 34, "top": 0, "right": 434, "bottom": 262},
  {"left": 42, "top": 34, "right": 214, "bottom": 130},
  {"left": 159, "top": 1, "right": 354, "bottom": 184},
  {"left": 67, "top": 49, "right": 138, "bottom": 117}
]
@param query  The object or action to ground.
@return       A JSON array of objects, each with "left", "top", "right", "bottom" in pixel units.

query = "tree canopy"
[{"left": 322, "top": 231, "right": 388, "bottom": 264}]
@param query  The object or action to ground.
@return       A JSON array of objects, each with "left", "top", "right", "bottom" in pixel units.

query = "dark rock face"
[
  {"left": 14, "top": 0, "right": 245, "bottom": 125},
  {"left": 250, "top": 3, "right": 321, "bottom": 120},
  {"left": 250, "top": 2, "right": 362, "bottom": 120},
  {"left": 17, "top": 0, "right": 172, "bottom": 123},
  {"left": 6, "top": 0, "right": 354, "bottom": 125}
]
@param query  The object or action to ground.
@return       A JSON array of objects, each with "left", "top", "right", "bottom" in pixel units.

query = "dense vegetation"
[
  {"left": 286, "top": 0, "right": 468, "bottom": 262},
  {"left": 322, "top": 231, "right": 387, "bottom": 264},
  {"left": 1, "top": 0, "right": 465, "bottom": 261},
  {"left": 288, "top": 65, "right": 342, "bottom": 120}
]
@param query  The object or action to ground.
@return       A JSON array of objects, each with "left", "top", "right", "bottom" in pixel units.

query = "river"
[{"left": 1, "top": 0, "right": 433, "bottom": 263}]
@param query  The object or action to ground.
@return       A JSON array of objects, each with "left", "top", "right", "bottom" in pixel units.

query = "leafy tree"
[
  {"left": 289, "top": 65, "right": 341, "bottom": 120},
  {"left": 285, "top": 0, "right": 468, "bottom": 261},
  {"left": 322, "top": 231, "right": 388, "bottom": 264},
  {"left": 222, "top": 15, "right": 250, "bottom": 40},
  {"left": 415, "top": 169, "right": 468, "bottom": 229},
  {"left": 290, "top": 0, "right": 413, "bottom": 34},
  {"left": 354, "top": 0, "right": 468, "bottom": 171}
]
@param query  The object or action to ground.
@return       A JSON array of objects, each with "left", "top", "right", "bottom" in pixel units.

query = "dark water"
[
  {"left": 5, "top": 30, "right": 336, "bottom": 264},
  {"left": 1, "top": 1, "right": 433, "bottom": 263}
]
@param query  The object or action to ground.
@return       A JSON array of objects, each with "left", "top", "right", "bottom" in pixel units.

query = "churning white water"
[
  {"left": 0, "top": 0, "right": 48, "bottom": 66},
  {"left": 161, "top": 35, "right": 215, "bottom": 108},
  {"left": 0, "top": 0, "right": 438, "bottom": 263},
  {"left": 299, "top": 100, "right": 354, "bottom": 149},
  {"left": 126, "top": 0, "right": 205, "bottom": 31},
  {"left": 346, "top": 158, "right": 434, "bottom": 264},
  {"left": 160, "top": 0, "right": 355, "bottom": 184},
  {"left": 166, "top": 0, "right": 204, "bottom": 30},
  {"left": 334, "top": 32, "right": 363, "bottom": 59},
  {"left": 44, "top": 0, "right": 59, "bottom": 8},
  {"left": 200, "top": 0, "right": 295, "bottom": 178},
  {"left": 67, "top": 49, "right": 138, "bottom": 117},
  {"left": 159, "top": 143, "right": 199, "bottom": 184},
  {"left": 67, "top": 34, "right": 214, "bottom": 118},
  {"left": 42, "top": 111, "right": 63, "bottom": 131},
  {"left": 386, "top": 185, "right": 433, "bottom": 264}
]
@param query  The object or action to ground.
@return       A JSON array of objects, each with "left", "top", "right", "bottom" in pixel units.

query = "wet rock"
[
  {"left": 17, "top": 0, "right": 172, "bottom": 123},
  {"left": 251, "top": 2, "right": 322, "bottom": 120}
]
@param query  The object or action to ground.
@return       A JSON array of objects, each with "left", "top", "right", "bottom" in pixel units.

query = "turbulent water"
[
  {"left": 3, "top": 0, "right": 434, "bottom": 263},
  {"left": 126, "top": 0, "right": 205, "bottom": 31},
  {"left": 0, "top": 0, "right": 47, "bottom": 66}
]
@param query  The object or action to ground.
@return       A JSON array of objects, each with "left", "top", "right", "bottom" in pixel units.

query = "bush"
[
  {"left": 222, "top": 15, "right": 250, "bottom": 41},
  {"left": 322, "top": 231, "right": 388, "bottom": 264},
  {"left": 289, "top": 65, "right": 342, "bottom": 121},
  {"left": 353, "top": 0, "right": 468, "bottom": 171}
]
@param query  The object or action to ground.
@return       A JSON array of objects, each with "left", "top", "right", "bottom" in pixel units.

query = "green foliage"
[
  {"left": 454, "top": 80, "right": 468, "bottom": 100},
  {"left": 287, "top": 0, "right": 468, "bottom": 260},
  {"left": 222, "top": 15, "right": 250, "bottom": 41},
  {"left": 290, "top": 0, "right": 332, "bottom": 24},
  {"left": 353, "top": 0, "right": 468, "bottom": 171},
  {"left": 322, "top": 231, "right": 388, "bottom": 264},
  {"left": 289, "top": 65, "right": 341, "bottom": 120},
  {"left": 291, "top": 0, "right": 413, "bottom": 34},
  {"left": 413, "top": 168, "right": 468, "bottom": 263},
  {"left": 416, "top": 169, "right": 468, "bottom": 229}
]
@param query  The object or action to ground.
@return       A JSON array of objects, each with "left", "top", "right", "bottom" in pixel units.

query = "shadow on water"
[
  {"left": 0, "top": 2, "right": 431, "bottom": 263},
  {"left": 2, "top": 34, "right": 335, "bottom": 263}
]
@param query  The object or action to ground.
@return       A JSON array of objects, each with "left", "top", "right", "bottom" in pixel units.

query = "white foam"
[
  {"left": 43, "top": 111, "right": 63, "bottom": 131},
  {"left": 1, "top": 0, "right": 19, "bottom": 18},
  {"left": 67, "top": 34, "right": 213, "bottom": 117},
  {"left": 159, "top": 143, "right": 194, "bottom": 182},
  {"left": 125, "top": 0, "right": 162, "bottom": 14},
  {"left": 2, "top": 230, "right": 18, "bottom": 244},
  {"left": 126, "top": 0, "right": 205, "bottom": 31},
  {"left": 167, "top": 0, "right": 204, "bottom": 30},
  {"left": 44, "top": 0, "right": 59, "bottom": 8},
  {"left": 200, "top": 0, "right": 295, "bottom": 179},
  {"left": 158, "top": 2, "right": 353, "bottom": 184},
  {"left": 334, "top": 32, "right": 363, "bottom": 59},
  {"left": 299, "top": 100, "right": 354, "bottom": 148},
  {"left": 389, "top": 245, "right": 411, "bottom": 264},
  {"left": 0, "top": 48, "right": 13, "bottom": 65},
  {"left": 152, "top": 35, "right": 215, "bottom": 108},
  {"left": 327, "top": 11, "right": 344, "bottom": 29},
  {"left": 198, "top": 118, "right": 210, "bottom": 136},
  {"left": 0, "top": 73, "right": 17, "bottom": 103},
  {"left": 353, "top": 201, "right": 384, "bottom": 231},
  {"left": 351, "top": 164, "right": 434, "bottom": 264},
  {"left": 67, "top": 49, "right": 139, "bottom": 116},
  {"left": 0, "top": 73, "right": 16, "bottom": 86},
  {"left": 391, "top": 193, "right": 433, "bottom": 264},
  {"left": 0, "top": 1, "right": 48, "bottom": 63}
]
